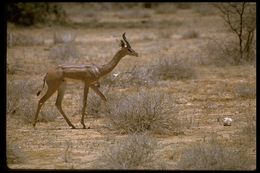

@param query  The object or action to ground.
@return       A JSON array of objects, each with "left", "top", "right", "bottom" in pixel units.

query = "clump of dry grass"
[
  {"left": 105, "top": 89, "right": 183, "bottom": 135},
  {"left": 177, "top": 138, "right": 252, "bottom": 170},
  {"left": 235, "top": 101, "right": 256, "bottom": 149},
  {"left": 48, "top": 43, "right": 81, "bottom": 63},
  {"left": 7, "top": 78, "right": 58, "bottom": 124},
  {"left": 234, "top": 83, "right": 255, "bottom": 99},
  {"left": 86, "top": 86, "right": 110, "bottom": 117},
  {"left": 7, "top": 142, "right": 27, "bottom": 164},
  {"left": 101, "top": 66, "right": 155, "bottom": 88},
  {"left": 7, "top": 32, "right": 44, "bottom": 47},
  {"left": 151, "top": 57, "right": 197, "bottom": 81},
  {"left": 154, "top": 3, "right": 177, "bottom": 14},
  {"left": 53, "top": 31, "right": 76, "bottom": 44},
  {"left": 122, "top": 59, "right": 197, "bottom": 85},
  {"left": 201, "top": 39, "right": 255, "bottom": 66},
  {"left": 7, "top": 78, "right": 38, "bottom": 114},
  {"left": 176, "top": 3, "right": 192, "bottom": 9},
  {"left": 94, "top": 133, "right": 164, "bottom": 169},
  {"left": 182, "top": 30, "right": 199, "bottom": 39}
]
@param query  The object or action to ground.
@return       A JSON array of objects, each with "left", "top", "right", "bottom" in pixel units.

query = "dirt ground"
[{"left": 6, "top": 3, "right": 256, "bottom": 170}]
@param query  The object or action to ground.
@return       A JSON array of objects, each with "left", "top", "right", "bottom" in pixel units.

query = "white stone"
[{"left": 223, "top": 117, "right": 233, "bottom": 126}]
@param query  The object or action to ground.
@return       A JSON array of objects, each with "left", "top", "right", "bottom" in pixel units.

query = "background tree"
[
  {"left": 215, "top": 2, "right": 256, "bottom": 64},
  {"left": 7, "top": 3, "right": 66, "bottom": 26}
]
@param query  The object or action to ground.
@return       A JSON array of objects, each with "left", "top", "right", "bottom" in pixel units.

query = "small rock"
[{"left": 223, "top": 117, "right": 233, "bottom": 126}]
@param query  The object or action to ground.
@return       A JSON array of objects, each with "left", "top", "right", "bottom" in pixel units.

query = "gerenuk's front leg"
[{"left": 81, "top": 83, "right": 89, "bottom": 129}]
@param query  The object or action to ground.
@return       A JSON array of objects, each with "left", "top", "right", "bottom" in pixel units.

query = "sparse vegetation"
[
  {"left": 7, "top": 78, "right": 38, "bottom": 115},
  {"left": 201, "top": 39, "right": 242, "bottom": 66},
  {"left": 48, "top": 43, "right": 81, "bottom": 63},
  {"left": 151, "top": 57, "right": 197, "bottom": 81},
  {"left": 7, "top": 142, "right": 27, "bottom": 164},
  {"left": 53, "top": 31, "right": 76, "bottom": 44},
  {"left": 6, "top": 2, "right": 256, "bottom": 170},
  {"left": 86, "top": 86, "right": 110, "bottom": 117},
  {"left": 177, "top": 139, "right": 252, "bottom": 170},
  {"left": 182, "top": 30, "right": 199, "bottom": 39},
  {"left": 235, "top": 83, "right": 255, "bottom": 99},
  {"left": 7, "top": 32, "right": 44, "bottom": 47},
  {"left": 105, "top": 89, "right": 184, "bottom": 135},
  {"left": 7, "top": 3, "right": 66, "bottom": 26},
  {"left": 215, "top": 3, "right": 256, "bottom": 64},
  {"left": 94, "top": 133, "right": 164, "bottom": 169},
  {"left": 7, "top": 78, "right": 58, "bottom": 124}
]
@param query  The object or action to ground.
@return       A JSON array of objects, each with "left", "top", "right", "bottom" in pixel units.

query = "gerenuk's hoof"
[{"left": 71, "top": 125, "right": 76, "bottom": 129}]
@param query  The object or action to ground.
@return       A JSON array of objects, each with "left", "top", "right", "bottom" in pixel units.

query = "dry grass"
[
  {"left": 7, "top": 142, "right": 27, "bottom": 164},
  {"left": 105, "top": 89, "right": 184, "bottom": 135},
  {"left": 86, "top": 86, "right": 110, "bottom": 117},
  {"left": 7, "top": 77, "right": 58, "bottom": 124},
  {"left": 151, "top": 57, "right": 197, "bottom": 81},
  {"left": 181, "top": 30, "right": 199, "bottom": 39},
  {"left": 7, "top": 32, "right": 44, "bottom": 47},
  {"left": 201, "top": 39, "right": 256, "bottom": 66},
  {"left": 53, "top": 31, "right": 76, "bottom": 44},
  {"left": 235, "top": 83, "right": 255, "bottom": 99},
  {"left": 48, "top": 43, "right": 81, "bottom": 64},
  {"left": 7, "top": 78, "right": 38, "bottom": 114},
  {"left": 101, "top": 65, "right": 156, "bottom": 88},
  {"left": 177, "top": 138, "right": 252, "bottom": 170},
  {"left": 234, "top": 101, "right": 256, "bottom": 149},
  {"left": 154, "top": 3, "right": 177, "bottom": 14},
  {"left": 93, "top": 132, "right": 164, "bottom": 169}
]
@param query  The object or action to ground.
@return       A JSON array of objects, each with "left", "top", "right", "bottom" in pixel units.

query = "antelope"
[{"left": 33, "top": 33, "right": 138, "bottom": 129}]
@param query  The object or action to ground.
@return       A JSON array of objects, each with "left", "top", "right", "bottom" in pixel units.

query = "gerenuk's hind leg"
[
  {"left": 55, "top": 82, "right": 76, "bottom": 129},
  {"left": 33, "top": 83, "right": 60, "bottom": 128}
]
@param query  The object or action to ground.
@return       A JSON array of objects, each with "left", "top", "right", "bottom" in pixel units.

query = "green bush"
[{"left": 7, "top": 3, "right": 66, "bottom": 26}]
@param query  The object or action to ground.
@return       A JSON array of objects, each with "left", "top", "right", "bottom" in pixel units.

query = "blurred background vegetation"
[
  {"left": 7, "top": 2, "right": 255, "bottom": 64},
  {"left": 7, "top": 3, "right": 66, "bottom": 26}
]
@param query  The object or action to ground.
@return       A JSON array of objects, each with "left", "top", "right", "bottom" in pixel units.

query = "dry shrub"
[
  {"left": 201, "top": 39, "right": 255, "bottom": 66},
  {"left": 7, "top": 32, "right": 44, "bottom": 47},
  {"left": 48, "top": 43, "right": 81, "bottom": 63},
  {"left": 235, "top": 101, "right": 256, "bottom": 148},
  {"left": 193, "top": 3, "right": 217, "bottom": 15},
  {"left": 182, "top": 30, "right": 199, "bottom": 39},
  {"left": 7, "top": 78, "right": 58, "bottom": 124},
  {"left": 102, "top": 66, "right": 155, "bottom": 88},
  {"left": 154, "top": 3, "right": 177, "bottom": 14},
  {"left": 86, "top": 86, "right": 110, "bottom": 117},
  {"left": 177, "top": 139, "right": 252, "bottom": 170},
  {"left": 105, "top": 89, "right": 183, "bottom": 135},
  {"left": 238, "top": 118, "right": 256, "bottom": 148},
  {"left": 7, "top": 78, "right": 39, "bottom": 114},
  {"left": 116, "top": 9, "right": 153, "bottom": 19},
  {"left": 176, "top": 3, "right": 192, "bottom": 9},
  {"left": 119, "top": 59, "right": 197, "bottom": 86},
  {"left": 53, "top": 31, "right": 76, "bottom": 44},
  {"left": 94, "top": 133, "right": 164, "bottom": 169},
  {"left": 7, "top": 141, "right": 27, "bottom": 164},
  {"left": 235, "top": 83, "right": 255, "bottom": 99},
  {"left": 151, "top": 57, "right": 196, "bottom": 81}
]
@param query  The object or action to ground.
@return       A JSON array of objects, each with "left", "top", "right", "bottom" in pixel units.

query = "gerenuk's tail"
[{"left": 37, "top": 73, "right": 47, "bottom": 96}]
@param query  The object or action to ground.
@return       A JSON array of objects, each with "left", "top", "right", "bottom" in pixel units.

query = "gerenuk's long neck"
[{"left": 99, "top": 50, "right": 126, "bottom": 77}]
